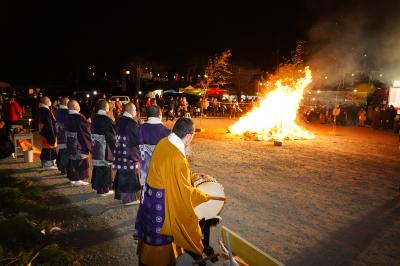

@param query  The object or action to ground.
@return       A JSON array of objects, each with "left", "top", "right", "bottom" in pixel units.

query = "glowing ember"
[{"left": 229, "top": 67, "right": 314, "bottom": 141}]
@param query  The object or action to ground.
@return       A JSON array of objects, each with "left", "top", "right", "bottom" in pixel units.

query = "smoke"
[{"left": 305, "top": 0, "right": 400, "bottom": 86}]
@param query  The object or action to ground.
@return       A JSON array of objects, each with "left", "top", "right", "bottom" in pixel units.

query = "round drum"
[{"left": 194, "top": 181, "right": 225, "bottom": 220}]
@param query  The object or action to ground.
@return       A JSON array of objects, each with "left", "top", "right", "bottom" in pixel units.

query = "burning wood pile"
[{"left": 229, "top": 67, "right": 315, "bottom": 144}]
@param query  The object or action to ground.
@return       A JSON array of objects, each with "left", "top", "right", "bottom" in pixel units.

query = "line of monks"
[{"left": 37, "top": 96, "right": 225, "bottom": 265}]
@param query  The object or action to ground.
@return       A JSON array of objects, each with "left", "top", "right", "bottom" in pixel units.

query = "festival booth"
[
  {"left": 163, "top": 89, "right": 178, "bottom": 93},
  {"left": 206, "top": 88, "right": 227, "bottom": 97},
  {"left": 179, "top": 85, "right": 204, "bottom": 96}
]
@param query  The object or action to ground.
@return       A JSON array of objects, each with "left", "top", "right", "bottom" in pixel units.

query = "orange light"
[{"left": 229, "top": 67, "right": 314, "bottom": 141}]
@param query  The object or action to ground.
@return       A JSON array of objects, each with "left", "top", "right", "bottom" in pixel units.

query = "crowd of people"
[
  {"left": 301, "top": 102, "right": 398, "bottom": 130},
  {"left": 29, "top": 95, "right": 225, "bottom": 265},
  {"left": 162, "top": 95, "right": 258, "bottom": 120}
]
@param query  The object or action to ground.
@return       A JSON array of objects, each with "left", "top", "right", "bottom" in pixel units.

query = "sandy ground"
[{"left": 1, "top": 118, "right": 399, "bottom": 266}]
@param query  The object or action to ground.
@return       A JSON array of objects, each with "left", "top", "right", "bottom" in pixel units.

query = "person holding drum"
[{"left": 134, "top": 117, "right": 225, "bottom": 266}]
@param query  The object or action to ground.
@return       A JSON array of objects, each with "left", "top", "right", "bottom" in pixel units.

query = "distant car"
[{"left": 110, "top": 96, "right": 130, "bottom": 105}]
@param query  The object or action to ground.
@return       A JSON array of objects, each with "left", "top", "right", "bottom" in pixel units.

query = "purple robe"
[
  {"left": 55, "top": 107, "right": 69, "bottom": 172},
  {"left": 55, "top": 108, "right": 69, "bottom": 147},
  {"left": 39, "top": 107, "right": 57, "bottom": 162},
  {"left": 65, "top": 112, "right": 92, "bottom": 181},
  {"left": 113, "top": 115, "right": 140, "bottom": 203},
  {"left": 91, "top": 113, "right": 116, "bottom": 194},
  {"left": 138, "top": 122, "right": 171, "bottom": 185},
  {"left": 139, "top": 122, "right": 171, "bottom": 145}
]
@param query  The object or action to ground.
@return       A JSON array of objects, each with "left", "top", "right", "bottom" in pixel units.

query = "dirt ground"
[{"left": 1, "top": 118, "right": 399, "bottom": 266}]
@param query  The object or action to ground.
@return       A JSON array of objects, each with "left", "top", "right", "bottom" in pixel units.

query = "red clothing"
[{"left": 3, "top": 101, "right": 23, "bottom": 122}]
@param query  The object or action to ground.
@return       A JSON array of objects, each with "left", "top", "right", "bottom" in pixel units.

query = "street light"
[{"left": 125, "top": 70, "right": 130, "bottom": 75}]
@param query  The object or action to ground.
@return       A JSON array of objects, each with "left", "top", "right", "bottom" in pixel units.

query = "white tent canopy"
[
  {"left": 145, "top": 89, "right": 164, "bottom": 98},
  {"left": 179, "top": 85, "right": 197, "bottom": 93}
]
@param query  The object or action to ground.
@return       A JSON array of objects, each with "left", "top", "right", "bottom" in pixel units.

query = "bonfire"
[{"left": 229, "top": 66, "right": 314, "bottom": 142}]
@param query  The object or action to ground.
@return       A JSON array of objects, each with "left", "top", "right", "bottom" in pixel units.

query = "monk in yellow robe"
[{"left": 134, "top": 117, "right": 225, "bottom": 266}]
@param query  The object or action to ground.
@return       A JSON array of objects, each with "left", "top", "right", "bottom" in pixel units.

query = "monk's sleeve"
[
  {"left": 190, "top": 171, "right": 198, "bottom": 184},
  {"left": 40, "top": 109, "right": 56, "bottom": 146},
  {"left": 105, "top": 119, "right": 116, "bottom": 152},
  {"left": 80, "top": 118, "right": 92, "bottom": 153},
  {"left": 178, "top": 159, "right": 209, "bottom": 207}
]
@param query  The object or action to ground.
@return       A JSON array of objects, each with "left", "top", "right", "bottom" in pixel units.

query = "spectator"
[
  {"left": 230, "top": 99, "right": 238, "bottom": 118},
  {"left": 388, "top": 105, "right": 397, "bottom": 129},
  {"left": 358, "top": 107, "right": 367, "bottom": 127},
  {"left": 332, "top": 104, "right": 341, "bottom": 126},
  {"left": 107, "top": 99, "right": 116, "bottom": 122},
  {"left": 202, "top": 97, "right": 209, "bottom": 116},
  {"left": 3, "top": 96, "right": 23, "bottom": 136},
  {"left": 372, "top": 106, "right": 381, "bottom": 129},
  {"left": 114, "top": 98, "right": 123, "bottom": 119}
]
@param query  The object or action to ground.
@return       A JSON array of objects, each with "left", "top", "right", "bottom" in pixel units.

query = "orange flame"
[{"left": 229, "top": 66, "right": 314, "bottom": 141}]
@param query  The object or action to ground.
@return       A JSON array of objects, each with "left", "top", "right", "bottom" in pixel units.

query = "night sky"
[{"left": 1, "top": 0, "right": 397, "bottom": 83}]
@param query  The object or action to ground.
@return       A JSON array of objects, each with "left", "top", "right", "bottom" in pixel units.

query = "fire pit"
[{"left": 229, "top": 67, "right": 314, "bottom": 144}]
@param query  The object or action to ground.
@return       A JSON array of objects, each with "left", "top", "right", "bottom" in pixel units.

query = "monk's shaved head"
[
  {"left": 40, "top": 96, "right": 51, "bottom": 106},
  {"left": 124, "top": 102, "right": 137, "bottom": 118},
  {"left": 124, "top": 102, "right": 136, "bottom": 113},
  {"left": 98, "top": 100, "right": 109, "bottom": 112},
  {"left": 61, "top": 97, "right": 69, "bottom": 106},
  {"left": 68, "top": 100, "right": 80, "bottom": 111}
]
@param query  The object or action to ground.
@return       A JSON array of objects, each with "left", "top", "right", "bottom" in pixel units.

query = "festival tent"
[
  {"left": 206, "top": 88, "right": 226, "bottom": 96},
  {"left": 163, "top": 89, "right": 177, "bottom": 93},
  {"left": 179, "top": 85, "right": 204, "bottom": 95},
  {"left": 354, "top": 83, "right": 376, "bottom": 94}
]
